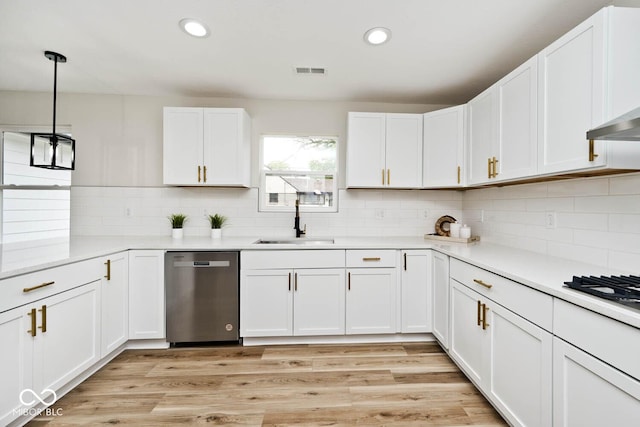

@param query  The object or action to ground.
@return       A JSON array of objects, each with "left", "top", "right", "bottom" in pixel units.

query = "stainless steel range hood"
[{"left": 586, "top": 106, "right": 640, "bottom": 141}]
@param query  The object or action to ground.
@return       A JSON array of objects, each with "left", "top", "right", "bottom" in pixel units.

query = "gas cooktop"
[{"left": 564, "top": 275, "right": 640, "bottom": 311}]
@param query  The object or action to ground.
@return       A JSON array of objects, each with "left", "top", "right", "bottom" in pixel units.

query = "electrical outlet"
[
  {"left": 423, "top": 209, "right": 429, "bottom": 218},
  {"left": 480, "top": 210, "right": 484, "bottom": 223},
  {"left": 375, "top": 209, "right": 384, "bottom": 219},
  {"left": 125, "top": 207, "right": 132, "bottom": 217},
  {"left": 545, "top": 212, "right": 556, "bottom": 229}
]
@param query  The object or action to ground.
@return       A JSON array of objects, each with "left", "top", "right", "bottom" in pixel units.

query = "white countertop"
[{"left": 2, "top": 235, "right": 639, "bottom": 329}]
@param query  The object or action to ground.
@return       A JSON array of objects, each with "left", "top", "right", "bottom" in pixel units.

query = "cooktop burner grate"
[{"left": 564, "top": 275, "right": 640, "bottom": 310}]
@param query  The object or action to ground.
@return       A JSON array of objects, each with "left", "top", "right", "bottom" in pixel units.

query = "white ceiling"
[{"left": 0, "top": 0, "right": 637, "bottom": 105}]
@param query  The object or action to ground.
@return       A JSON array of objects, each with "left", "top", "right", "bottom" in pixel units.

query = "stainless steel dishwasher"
[{"left": 165, "top": 251, "right": 239, "bottom": 344}]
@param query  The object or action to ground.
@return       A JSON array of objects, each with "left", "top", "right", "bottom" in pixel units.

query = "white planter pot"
[
  {"left": 211, "top": 228, "right": 222, "bottom": 239},
  {"left": 172, "top": 228, "right": 184, "bottom": 239}
]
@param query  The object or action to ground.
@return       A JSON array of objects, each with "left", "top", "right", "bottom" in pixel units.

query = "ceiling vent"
[{"left": 294, "top": 67, "right": 327, "bottom": 75}]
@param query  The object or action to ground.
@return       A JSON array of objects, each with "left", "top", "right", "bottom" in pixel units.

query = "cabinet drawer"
[
  {"left": 241, "top": 250, "right": 345, "bottom": 269},
  {"left": 450, "top": 258, "right": 552, "bottom": 331},
  {"left": 346, "top": 250, "right": 397, "bottom": 268},
  {"left": 0, "top": 258, "right": 101, "bottom": 313},
  {"left": 554, "top": 299, "right": 640, "bottom": 381}
]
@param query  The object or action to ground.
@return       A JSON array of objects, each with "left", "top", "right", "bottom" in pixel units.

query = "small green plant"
[
  {"left": 208, "top": 213, "right": 228, "bottom": 229},
  {"left": 168, "top": 213, "right": 188, "bottom": 229}
]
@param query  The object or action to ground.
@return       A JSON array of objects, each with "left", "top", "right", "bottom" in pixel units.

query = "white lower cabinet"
[
  {"left": 128, "top": 250, "right": 165, "bottom": 340},
  {"left": 99, "top": 252, "right": 129, "bottom": 356},
  {"left": 241, "top": 268, "right": 345, "bottom": 337},
  {"left": 450, "top": 279, "right": 552, "bottom": 427},
  {"left": 553, "top": 337, "right": 640, "bottom": 427},
  {"left": 431, "top": 251, "right": 450, "bottom": 348},
  {"left": 0, "top": 281, "right": 101, "bottom": 426},
  {"left": 400, "top": 250, "right": 431, "bottom": 333}
]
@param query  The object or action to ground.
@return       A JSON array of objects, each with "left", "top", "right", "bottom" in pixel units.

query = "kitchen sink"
[{"left": 254, "top": 238, "right": 335, "bottom": 245}]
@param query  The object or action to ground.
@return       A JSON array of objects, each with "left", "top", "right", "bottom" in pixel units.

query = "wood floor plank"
[{"left": 29, "top": 343, "right": 506, "bottom": 426}]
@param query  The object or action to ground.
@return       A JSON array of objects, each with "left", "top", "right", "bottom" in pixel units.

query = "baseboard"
[{"left": 242, "top": 333, "right": 434, "bottom": 346}]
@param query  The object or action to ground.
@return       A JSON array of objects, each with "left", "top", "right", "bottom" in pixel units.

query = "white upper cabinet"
[
  {"left": 538, "top": 7, "right": 640, "bottom": 174},
  {"left": 163, "top": 107, "right": 251, "bottom": 187},
  {"left": 423, "top": 106, "right": 465, "bottom": 187},
  {"left": 468, "top": 56, "right": 537, "bottom": 185},
  {"left": 347, "top": 112, "right": 422, "bottom": 188}
]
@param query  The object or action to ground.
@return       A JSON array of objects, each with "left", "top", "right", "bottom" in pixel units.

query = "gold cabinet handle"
[
  {"left": 197, "top": 165, "right": 201, "bottom": 182},
  {"left": 362, "top": 257, "right": 381, "bottom": 262},
  {"left": 382, "top": 169, "right": 385, "bottom": 185},
  {"left": 28, "top": 308, "right": 37, "bottom": 337},
  {"left": 23, "top": 281, "right": 55, "bottom": 293},
  {"left": 294, "top": 272, "right": 298, "bottom": 291},
  {"left": 492, "top": 157, "right": 499, "bottom": 178},
  {"left": 589, "top": 139, "right": 599, "bottom": 162},
  {"left": 104, "top": 259, "right": 111, "bottom": 281},
  {"left": 203, "top": 165, "right": 207, "bottom": 183},
  {"left": 473, "top": 279, "right": 493, "bottom": 289},
  {"left": 387, "top": 169, "right": 390, "bottom": 186},
  {"left": 348, "top": 272, "right": 351, "bottom": 291},
  {"left": 482, "top": 303, "right": 490, "bottom": 330},
  {"left": 477, "top": 300, "right": 482, "bottom": 326},
  {"left": 457, "top": 165, "right": 461, "bottom": 184},
  {"left": 288, "top": 272, "right": 291, "bottom": 291},
  {"left": 38, "top": 305, "right": 47, "bottom": 333}
]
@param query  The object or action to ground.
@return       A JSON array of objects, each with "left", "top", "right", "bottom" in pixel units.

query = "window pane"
[
  {"left": 263, "top": 136, "right": 336, "bottom": 172},
  {"left": 264, "top": 172, "right": 334, "bottom": 208}
]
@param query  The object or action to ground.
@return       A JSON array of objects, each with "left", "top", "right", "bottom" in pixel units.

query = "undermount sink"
[{"left": 254, "top": 238, "right": 335, "bottom": 245}]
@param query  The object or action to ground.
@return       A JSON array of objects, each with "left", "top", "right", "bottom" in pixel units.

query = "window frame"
[{"left": 259, "top": 134, "right": 339, "bottom": 213}]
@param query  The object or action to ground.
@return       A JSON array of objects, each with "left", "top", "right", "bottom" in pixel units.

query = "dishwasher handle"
[{"left": 173, "top": 261, "right": 231, "bottom": 268}]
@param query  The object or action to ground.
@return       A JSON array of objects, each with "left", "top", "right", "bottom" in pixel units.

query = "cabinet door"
[
  {"left": 423, "top": 106, "right": 465, "bottom": 187},
  {"left": 467, "top": 87, "right": 497, "bottom": 185},
  {"left": 203, "top": 108, "right": 250, "bottom": 187},
  {"left": 35, "top": 281, "right": 101, "bottom": 394},
  {"left": 496, "top": 57, "right": 538, "bottom": 181},
  {"left": 553, "top": 337, "right": 640, "bottom": 427},
  {"left": 385, "top": 113, "right": 423, "bottom": 188},
  {"left": 538, "top": 12, "right": 606, "bottom": 173},
  {"left": 431, "top": 251, "right": 450, "bottom": 348},
  {"left": 241, "top": 270, "right": 293, "bottom": 337},
  {"left": 449, "top": 280, "right": 487, "bottom": 386},
  {"left": 163, "top": 107, "right": 203, "bottom": 185},
  {"left": 488, "top": 301, "right": 552, "bottom": 427},
  {"left": 346, "top": 112, "right": 386, "bottom": 187},
  {"left": 293, "top": 269, "right": 345, "bottom": 336},
  {"left": 0, "top": 307, "right": 34, "bottom": 426},
  {"left": 128, "top": 250, "right": 165, "bottom": 340},
  {"left": 400, "top": 251, "right": 431, "bottom": 333},
  {"left": 346, "top": 268, "right": 397, "bottom": 334},
  {"left": 100, "top": 252, "right": 129, "bottom": 357}
]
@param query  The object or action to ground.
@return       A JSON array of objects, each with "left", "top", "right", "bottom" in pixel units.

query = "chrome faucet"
[{"left": 294, "top": 199, "right": 306, "bottom": 238}]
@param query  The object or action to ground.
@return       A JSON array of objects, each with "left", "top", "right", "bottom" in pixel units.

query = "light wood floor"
[{"left": 30, "top": 342, "right": 507, "bottom": 426}]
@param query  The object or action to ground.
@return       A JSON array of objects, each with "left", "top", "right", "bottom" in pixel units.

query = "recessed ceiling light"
[
  {"left": 364, "top": 27, "right": 391, "bottom": 45},
  {"left": 179, "top": 18, "right": 210, "bottom": 38}
]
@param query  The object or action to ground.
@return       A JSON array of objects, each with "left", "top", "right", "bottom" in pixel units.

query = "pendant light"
[{"left": 30, "top": 50, "right": 75, "bottom": 170}]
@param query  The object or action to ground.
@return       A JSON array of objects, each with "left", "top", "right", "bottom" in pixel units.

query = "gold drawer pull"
[
  {"left": 362, "top": 257, "right": 381, "bottom": 262},
  {"left": 473, "top": 279, "right": 493, "bottom": 289},
  {"left": 477, "top": 300, "right": 482, "bottom": 326},
  {"left": 23, "top": 281, "right": 55, "bottom": 293},
  {"left": 28, "top": 308, "right": 37, "bottom": 337},
  {"left": 197, "top": 165, "right": 201, "bottom": 182},
  {"left": 482, "top": 303, "right": 490, "bottom": 330},
  {"left": 203, "top": 165, "right": 207, "bottom": 183},
  {"left": 104, "top": 259, "right": 111, "bottom": 281},
  {"left": 39, "top": 305, "right": 47, "bottom": 333}
]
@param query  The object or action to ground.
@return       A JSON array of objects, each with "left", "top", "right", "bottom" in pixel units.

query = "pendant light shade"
[{"left": 30, "top": 51, "right": 75, "bottom": 170}]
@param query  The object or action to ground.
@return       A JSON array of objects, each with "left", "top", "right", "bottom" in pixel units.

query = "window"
[
  {"left": 0, "top": 128, "right": 71, "bottom": 243},
  {"left": 260, "top": 135, "right": 337, "bottom": 212}
]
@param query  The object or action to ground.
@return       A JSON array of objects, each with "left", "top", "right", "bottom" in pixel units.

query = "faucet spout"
[{"left": 294, "top": 199, "right": 306, "bottom": 238}]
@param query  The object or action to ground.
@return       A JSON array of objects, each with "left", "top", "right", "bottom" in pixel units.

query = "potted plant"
[
  {"left": 208, "top": 213, "right": 227, "bottom": 239},
  {"left": 168, "top": 213, "right": 188, "bottom": 239}
]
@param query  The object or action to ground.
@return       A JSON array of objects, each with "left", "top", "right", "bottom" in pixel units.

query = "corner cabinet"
[
  {"left": 163, "top": 107, "right": 251, "bottom": 187},
  {"left": 449, "top": 259, "right": 553, "bottom": 427},
  {"left": 346, "top": 112, "right": 423, "bottom": 188},
  {"left": 538, "top": 6, "right": 640, "bottom": 175},
  {"left": 423, "top": 106, "right": 465, "bottom": 187}
]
